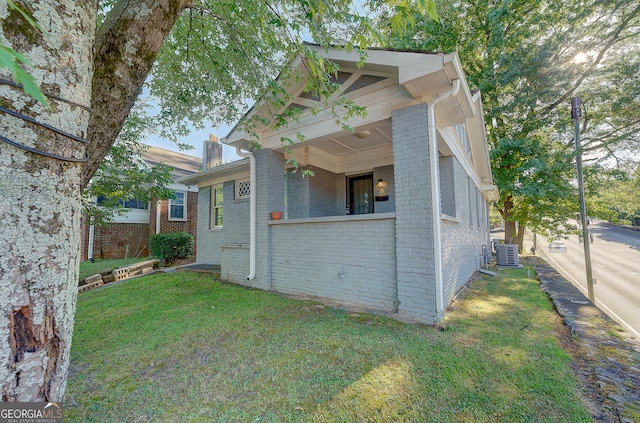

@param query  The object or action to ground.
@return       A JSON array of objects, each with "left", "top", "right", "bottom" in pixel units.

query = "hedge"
[{"left": 149, "top": 232, "right": 193, "bottom": 264}]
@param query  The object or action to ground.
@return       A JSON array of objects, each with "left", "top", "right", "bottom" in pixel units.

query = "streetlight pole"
[{"left": 571, "top": 96, "right": 595, "bottom": 302}]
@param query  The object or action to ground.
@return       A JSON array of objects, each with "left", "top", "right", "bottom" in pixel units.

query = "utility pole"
[{"left": 571, "top": 97, "right": 595, "bottom": 302}]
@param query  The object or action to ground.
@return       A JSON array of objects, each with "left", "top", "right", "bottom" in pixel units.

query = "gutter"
[
  {"left": 427, "top": 79, "right": 460, "bottom": 322},
  {"left": 235, "top": 147, "right": 256, "bottom": 281}
]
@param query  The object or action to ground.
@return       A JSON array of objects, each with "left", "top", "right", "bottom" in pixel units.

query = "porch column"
[
  {"left": 392, "top": 103, "right": 440, "bottom": 324},
  {"left": 252, "top": 149, "right": 286, "bottom": 290}
]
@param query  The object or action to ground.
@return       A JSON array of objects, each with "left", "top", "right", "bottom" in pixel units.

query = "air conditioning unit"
[{"left": 496, "top": 244, "right": 519, "bottom": 267}]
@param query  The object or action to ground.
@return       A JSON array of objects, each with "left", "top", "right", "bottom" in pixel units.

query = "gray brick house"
[{"left": 179, "top": 46, "right": 498, "bottom": 324}]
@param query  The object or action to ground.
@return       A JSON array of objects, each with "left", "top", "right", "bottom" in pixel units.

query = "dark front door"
[{"left": 348, "top": 174, "right": 374, "bottom": 215}]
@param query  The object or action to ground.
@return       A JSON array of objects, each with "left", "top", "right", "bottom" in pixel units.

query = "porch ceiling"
[
  {"left": 277, "top": 119, "right": 394, "bottom": 174},
  {"left": 298, "top": 121, "right": 393, "bottom": 157}
]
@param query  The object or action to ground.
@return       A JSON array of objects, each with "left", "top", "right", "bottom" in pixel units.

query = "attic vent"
[
  {"left": 329, "top": 71, "right": 353, "bottom": 85},
  {"left": 344, "top": 75, "right": 387, "bottom": 94},
  {"left": 236, "top": 179, "right": 251, "bottom": 200},
  {"left": 283, "top": 103, "right": 310, "bottom": 116},
  {"left": 299, "top": 90, "right": 321, "bottom": 101},
  {"left": 495, "top": 244, "right": 519, "bottom": 267}
]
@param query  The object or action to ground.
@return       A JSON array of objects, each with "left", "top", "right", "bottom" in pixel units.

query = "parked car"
[{"left": 548, "top": 240, "right": 568, "bottom": 253}]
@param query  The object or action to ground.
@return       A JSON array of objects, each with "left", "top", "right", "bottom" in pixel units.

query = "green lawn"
[
  {"left": 79, "top": 257, "right": 149, "bottom": 282},
  {"left": 65, "top": 267, "right": 593, "bottom": 422}
]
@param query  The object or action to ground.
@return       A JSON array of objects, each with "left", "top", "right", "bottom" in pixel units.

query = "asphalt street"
[{"left": 535, "top": 221, "right": 640, "bottom": 337}]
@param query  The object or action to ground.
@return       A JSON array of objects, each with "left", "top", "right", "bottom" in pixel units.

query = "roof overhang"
[
  {"left": 177, "top": 158, "right": 249, "bottom": 187},
  {"left": 220, "top": 45, "right": 496, "bottom": 195},
  {"left": 224, "top": 46, "right": 479, "bottom": 150}
]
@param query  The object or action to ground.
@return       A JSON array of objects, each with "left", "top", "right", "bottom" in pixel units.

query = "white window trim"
[
  {"left": 235, "top": 177, "right": 251, "bottom": 200},
  {"left": 168, "top": 190, "right": 187, "bottom": 221},
  {"left": 211, "top": 185, "right": 223, "bottom": 229}
]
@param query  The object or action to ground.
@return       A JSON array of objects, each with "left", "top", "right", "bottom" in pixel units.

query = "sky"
[
  {"left": 143, "top": 121, "right": 242, "bottom": 163},
  {"left": 141, "top": 0, "right": 369, "bottom": 162}
]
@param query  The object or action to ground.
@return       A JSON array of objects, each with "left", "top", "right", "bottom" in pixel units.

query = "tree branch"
[{"left": 82, "top": 0, "right": 193, "bottom": 188}]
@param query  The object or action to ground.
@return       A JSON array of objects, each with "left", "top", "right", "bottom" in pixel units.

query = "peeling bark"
[
  {"left": 81, "top": 0, "right": 193, "bottom": 188},
  {"left": 0, "top": 0, "right": 96, "bottom": 401},
  {"left": 2, "top": 0, "right": 194, "bottom": 401}
]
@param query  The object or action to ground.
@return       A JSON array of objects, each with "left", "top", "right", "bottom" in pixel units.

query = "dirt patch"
[
  {"left": 532, "top": 256, "right": 640, "bottom": 422},
  {"left": 166, "top": 257, "right": 196, "bottom": 267},
  {"left": 550, "top": 312, "right": 610, "bottom": 421}
]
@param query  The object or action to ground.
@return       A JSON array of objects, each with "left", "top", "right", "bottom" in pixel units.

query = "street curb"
[{"left": 532, "top": 258, "right": 640, "bottom": 423}]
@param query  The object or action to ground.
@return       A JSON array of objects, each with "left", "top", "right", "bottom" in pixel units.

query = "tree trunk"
[
  {"left": 0, "top": 0, "right": 96, "bottom": 401},
  {"left": 503, "top": 195, "right": 517, "bottom": 244},
  {"left": 81, "top": 0, "right": 193, "bottom": 188},
  {"left": 516, "top": 222, "right": 526, "bottom": 252}
]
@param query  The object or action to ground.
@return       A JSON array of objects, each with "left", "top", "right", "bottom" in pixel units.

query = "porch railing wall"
[{"left": 269, "top": 213, "right": 398, "bottom": 312}]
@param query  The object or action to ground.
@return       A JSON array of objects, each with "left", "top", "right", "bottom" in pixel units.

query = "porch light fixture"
[
  {"left": 375, "top": 178, "right": 389, "bottom": 202},
  {"left": 355, "top": 130, "right": 370, "bottom": 139}
]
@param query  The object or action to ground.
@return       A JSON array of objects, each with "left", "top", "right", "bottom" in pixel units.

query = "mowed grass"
[
  {"left": 65, "top": 267, "right": 592, "bottom": 422},
  {"left": 79, "top": 257, "right": 149, "bottom": 282}
]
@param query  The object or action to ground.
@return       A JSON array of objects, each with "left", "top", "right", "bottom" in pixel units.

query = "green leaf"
[
  {"left": 7, "top": 0, "right": 45, "bottom": 33},
  {"left": 0, "top": 45, "right": 48, "bottom": 106}
]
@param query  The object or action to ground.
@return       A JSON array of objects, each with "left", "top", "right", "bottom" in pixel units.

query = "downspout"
[
  {"left": 427, "top": 79, "right": 460, "bottom": 321},
  {"left": 236, "top": 146, "right": 256, "bottom": 280},
  {"left": 155, "top": 200, "right": 161, "bottom": 234},
  {"left": 88, "top": 218, "right": 95, "bottom": 260}
]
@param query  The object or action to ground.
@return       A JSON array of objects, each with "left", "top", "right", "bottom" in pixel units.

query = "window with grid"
[
  {"left": 235, "top": 178, "right": 251, "bottom": 200},
  {"left": 211, "top": 185, "right": 223, "bottom": 229},
  {"left": 97, "top": 196, "right": 148, "bottom": 210},
  {"left": 169, "top": 191, "right": 186, "bottom": 220}
]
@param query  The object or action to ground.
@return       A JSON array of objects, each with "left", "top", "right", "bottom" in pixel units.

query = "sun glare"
[{"left": 574, "top": 52, "right": 588, "bottom": 64}]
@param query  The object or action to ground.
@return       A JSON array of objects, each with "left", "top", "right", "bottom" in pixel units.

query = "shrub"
[{"left": 149, "top": 232, "right": 193, "bottom": 264}]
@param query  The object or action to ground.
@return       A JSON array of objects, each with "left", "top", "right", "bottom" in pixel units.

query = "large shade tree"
[
  {"left": 372, "top": 0, "right": 640, "bottom": 249},
  {"left": 0, "top": 0, "right": 435, "bottom": 402}
]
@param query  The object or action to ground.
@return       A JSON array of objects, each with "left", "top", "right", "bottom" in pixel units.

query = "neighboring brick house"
[
  {"left": 178, "top": 46, "right": 499, "bottom": 325},
  {"left": 81, "top": 145, "right": 201, "bottom": 260}
]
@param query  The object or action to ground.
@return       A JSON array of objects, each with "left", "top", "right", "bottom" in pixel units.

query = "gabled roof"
[
  {"left": 224, "top": 44, "right": 478, "bottom": 150},
  {"left": 181, "top": 46, "right": 495, "bottom": 198},
  {"left": 141, "top": 145, "right": 201, "bottom": 176}
]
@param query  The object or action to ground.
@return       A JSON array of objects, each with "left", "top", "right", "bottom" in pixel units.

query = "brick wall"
[
  {"left": 195, "top": 186, "right": 219, "bottom": 264},
  {"left": 373, "top": 165, "right": 395, "bottom": 214},
  {"left": 150, "top": 191, "right": 198, "bottom": 255},
  {"left": 82, "top": 190, "right": 198, "bottom": 261},
  {"left": 220, "top": 244, "right": 249, "bottom": 281},
  {"left": 439, "top": 156, "right": 456, "bottom": 217},
  {"left": 440, "top": 156, "right": 489, "bottom": 303},
  {"left": 287, "top": 165, "right": 339, "bottom": 219},
  {"left": 392, "top": 103, "right": 439, "bottom": 323},
  {"left": 91, "top": 222, "right": 150, "bottom": 259},
  {"left": 195, "top": 180, "right": 251, "bottom": 266},
  {"left": 270, "top": 215, "right": 397, "bottom": 312},
  {"left": 156, "top": 191, "right": 198, "bottom": 235},
  {"left": 286, "top": 170, "right": 309, "bottom": 219},
  {"left": 80, "top": 217, "right": 90, "bottom": 261},
  {"left": 253, "top": 149, "right": 286, "bottom": 290}
]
